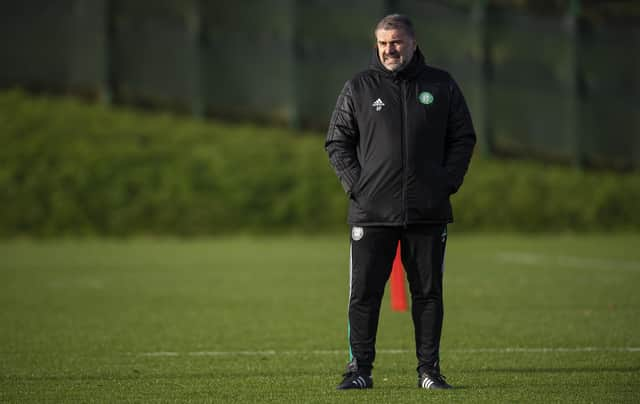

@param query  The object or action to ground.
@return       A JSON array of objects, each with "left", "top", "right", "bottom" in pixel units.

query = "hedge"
[{"left": 1, "top": 89, "right": 639, "bottom": 236}]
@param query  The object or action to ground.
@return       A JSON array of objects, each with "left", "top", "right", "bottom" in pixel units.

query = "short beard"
[{"left": 384, "top": 59, "right": 405, "bottom": 72}]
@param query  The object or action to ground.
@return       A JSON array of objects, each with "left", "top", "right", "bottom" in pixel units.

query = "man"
[{"left": 325, "top": 14, "right": 476, "bottom": 390}]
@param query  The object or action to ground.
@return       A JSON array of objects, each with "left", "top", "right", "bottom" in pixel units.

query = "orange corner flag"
[{"left": 390, "top": 242, "right": 408, "bottom": 311}]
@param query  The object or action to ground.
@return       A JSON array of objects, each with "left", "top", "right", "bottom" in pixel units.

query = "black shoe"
[
  {"left": 337, "top": 372, "right": 373, "bottom": 390},
  {"left": 418, "top": 371, "right": 452, "bottom": 389},
  {"left": 336, "top": 361, "right": 373, "bottom": 390}
]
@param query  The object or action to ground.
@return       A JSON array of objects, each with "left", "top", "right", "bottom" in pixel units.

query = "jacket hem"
[{"left": 347, "top": 219, "right": 453, "bottom": 226}]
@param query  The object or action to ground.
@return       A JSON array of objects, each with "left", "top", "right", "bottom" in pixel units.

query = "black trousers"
[{"left": 348, "top": 224, "right": 447, "bottom": 374}]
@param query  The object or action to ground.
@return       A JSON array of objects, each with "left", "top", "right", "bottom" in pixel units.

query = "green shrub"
[
  {"left": 453, "top": 159, "right": 640, "bottom": 232},
  {"left": 1, "top": 89, "right": 638, "bottom": 236}
]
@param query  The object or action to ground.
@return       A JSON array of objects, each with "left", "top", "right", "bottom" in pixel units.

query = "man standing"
[{"left": 325, "top": 14, "right": 475, "bottom": 390}]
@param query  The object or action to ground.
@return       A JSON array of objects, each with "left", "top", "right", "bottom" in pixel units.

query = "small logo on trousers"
[{"left": 352, "top": 226, "right": 364, "bottom": 241}]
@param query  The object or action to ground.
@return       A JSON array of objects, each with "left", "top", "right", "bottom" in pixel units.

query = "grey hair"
[{"left": 374, "top": 14, "right": 415, "bottom": 38}]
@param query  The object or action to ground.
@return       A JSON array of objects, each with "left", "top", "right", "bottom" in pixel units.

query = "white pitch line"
[
  {"left": 496, "top": 252, "right": 640, "bottom": 272},
  {"left": 189, "top": 350, "right": 277, "bottom": 356},
  {"left": 452, "top": 347, "right": 640, "bottom": 353},
  {"left": 141, "top": 351, "right": 180, "bottom": 357},
  {"left": 137, "top": 347, "right": 640, "bottom": 357}
]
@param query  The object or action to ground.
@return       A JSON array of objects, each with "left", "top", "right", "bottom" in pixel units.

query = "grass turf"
[{"left": 1, "top": 234, "right": 639, "bottom": 402}]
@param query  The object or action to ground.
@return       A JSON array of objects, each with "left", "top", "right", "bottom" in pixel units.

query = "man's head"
[{"left": 374, "top": 14, "right": 417, "bottom": 72}]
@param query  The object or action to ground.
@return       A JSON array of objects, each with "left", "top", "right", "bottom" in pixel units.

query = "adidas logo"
[
  {"left": 372, "top": 98, "right": 385, "bottom": 111},
  {"left": 351, "top": 376, "right": 370, "bottom": 388},
  {"left": 421, "top": 376, "right": 436, "bottom": 389}
]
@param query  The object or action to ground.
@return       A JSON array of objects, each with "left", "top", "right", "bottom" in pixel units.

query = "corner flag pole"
[{"left": 390, "top": 241, "right": 408, "bottom": 311}]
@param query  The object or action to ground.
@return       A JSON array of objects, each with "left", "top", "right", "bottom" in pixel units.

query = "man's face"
[{"left": 375, "top": 28, "right": 416, "bottom": 72}]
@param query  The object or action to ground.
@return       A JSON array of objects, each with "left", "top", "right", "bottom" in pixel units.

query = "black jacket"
[{"left": 325, "top": 47, "right": 476, "bottom": 226}]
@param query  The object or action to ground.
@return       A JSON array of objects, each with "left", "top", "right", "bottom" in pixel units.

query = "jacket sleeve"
[
  {"left": 445, "top": 78, "right": 476, "bottom": 194},
  {"left": 325, "top": 81, "right": 361, "bottom": 196}
]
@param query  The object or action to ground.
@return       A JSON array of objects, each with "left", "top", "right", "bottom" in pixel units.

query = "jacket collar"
[{"left": 369, "top": 46, "right": 426, "bottom": 80}]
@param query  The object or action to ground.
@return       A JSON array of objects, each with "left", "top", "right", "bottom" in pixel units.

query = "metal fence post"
[
  {"left": 102, "top": 0, "right": 115, "bottom": 105},
  {"left": 188, "top": 0, "right": 205, "bottom": 119},
  {"left": 471, "top": 0, "right": 491, "bottom": 158},
  {"left": 565, "top": 0, "right": 583, "bottom": 168},
  {"left": 289, "top": 0, "right": 300, "bottom": 130}
]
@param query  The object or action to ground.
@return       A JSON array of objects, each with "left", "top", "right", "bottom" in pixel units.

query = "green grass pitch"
[{"left": 1, "top": 234, "right": 639, "bottom": 402}]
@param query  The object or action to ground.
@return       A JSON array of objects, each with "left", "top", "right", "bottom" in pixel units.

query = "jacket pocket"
[
  {"left": 349, "top": 175, "right": 363, "bottom": 201},
  {"left": 415, "top": 164, "right": 450, "bottom": 210}
]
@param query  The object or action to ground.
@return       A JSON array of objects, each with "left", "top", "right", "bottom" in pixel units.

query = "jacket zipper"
[{"left": 400, "top": 81, "right": 408, "bottom": 227}]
